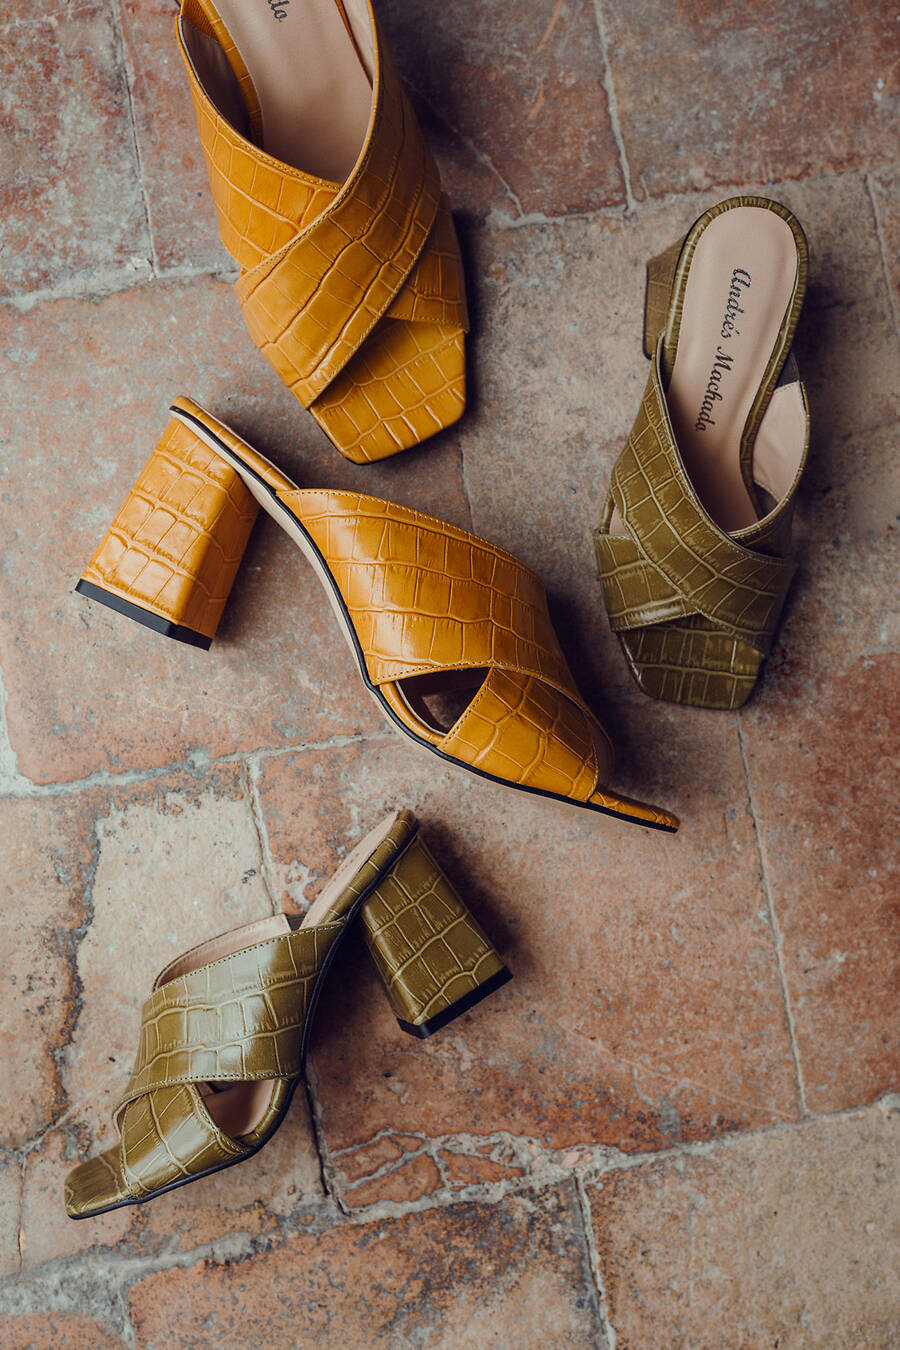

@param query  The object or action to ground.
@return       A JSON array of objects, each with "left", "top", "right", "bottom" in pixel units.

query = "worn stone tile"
[
  {"left": 119, "top": 0, "right": 231, "bottom": 275},
  {"left": 868, "top": 166, "right": 900, "bottom": 337},
  {"left": 329, "top": 1133, "right": 526, "bottom": 1202},
  {"left": 0, "top": 4, "right": 149, "bottom": 298},
  {"left": 589, "top": 1101, "right": 900, "bottom": 1350},
  {"left": 603, "top": 0, "right": 899, "bottom": 200},
  {"left": 736, "top": 174, "right": 900, "bottom": 1112},
  {"left": 332, "top": 1132, "right": 408, "bottom": 1184},
  {"left": 61, "top": 764, "right": 272, "bottom": 1130},
  {"left": 4, "top": 762, "right": 326, "bottom": 1267},
  {"left": 256, "top": 729, "right": 799, "bottom": 1184},
  {"left": 381, "top": 0, "right": 624, "bottom": 219},
  {"left": 128, "top": 1185, "right": 603, "bottom": 1348},
  {"left": 439, "top": 1149, "right": 525, "bottom": 1190},
  {"left": 340, "top": 1153, "right": 442, "bottom": 1210},
  {"left": 458, "top": 206, "right": 654, "bottom": 711},
  {"left": 0, "top": 1153, "right": 22, "bottom": 1279},
  {"left": 740, "top": 651, "right": 899, "bottom": 1113},
  {"left": 0, "top": 276, "right": 469, "bottom": 784},
  {"left": 0, "top": 797, "right": 92, "bottom": 1147},
  {"left": 19, "top": 1126, "right": 132, "bottom": 1271},
  {"left": 0, "top": 1313, "right": 127, "bottom": 1350}
]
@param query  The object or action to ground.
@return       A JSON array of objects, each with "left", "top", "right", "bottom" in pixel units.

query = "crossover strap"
[
  {"left": 115, "top": 925, "right": 342, "bottom": 1119},
  {"left": 178, "top": 6, "right": 452, "bottom": 407},
  {"left": 232, "top": 45, "right": 440, "bottom": 408},
  {"left": 438, "top": 667, "right": 602, "bottom": 804},
  {"left": 603, "top": 356, "right": 796, "bottom": 657},
  {"left": 285, "top": 488, "right": 585, "bottom": 704}
]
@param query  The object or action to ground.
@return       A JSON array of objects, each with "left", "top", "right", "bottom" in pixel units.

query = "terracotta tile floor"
[{"left": 0, "top": 0, "right": 897, "bottom": 1345}]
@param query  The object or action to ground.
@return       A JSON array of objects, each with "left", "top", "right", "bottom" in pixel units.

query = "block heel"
[
  {"left": 76, "top": 414, "right": 259, "bottom": 649},
  {"left": 362, "top": 834, "right": 511, "bottom": 1038}
]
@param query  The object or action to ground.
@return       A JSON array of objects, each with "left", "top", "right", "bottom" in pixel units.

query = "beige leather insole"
[
  {"left": 664, "top": 207, "right": 799, "bottom": 532},
  {"left": 158, "top": 811, "right": 401, "bottom": 1140},
  {"left": 609, "top": 210, "right": 805, "bottom": 545},
  {"left": 210, "top": 0, "right": 373, "bottom": 181}
]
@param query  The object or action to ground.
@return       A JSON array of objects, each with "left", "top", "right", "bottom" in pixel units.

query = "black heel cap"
[
  {"left": 397, "top": 967, "right": 512, "bottom": 1040},
  {"left": 75, "top": 579, "right": 212, "bottom": 650}
]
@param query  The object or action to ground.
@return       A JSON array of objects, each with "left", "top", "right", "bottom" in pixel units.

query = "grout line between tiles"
[
  {"left": 574, "top": 1177, "right": 618, "bottom": 1349},
  {"left": 0, "top": 730, "right": 393, "bottom": 803},
  {"left": 589, "top": 0, "right": 637, "bottom": 214},
  {"left": 8, "top": 1094, "right": 896, "bottom": 1318},
  {"left": 404, "top": 76, "right": 525, "bottom": 219},
  {"left": 110, "top": 0, "right": 157, "bottom": 277},
  {"left": 241, "top": 757, "right": 281, "bottom": 915},
  {"left": 1, "top": 165, "right": 890, "bottom": 309},
  {"left": 736, "top": 716, "right": 809, "bottom": 1117},
  {"left": 456, "top": 437, "right": 477, "bottom": 534},
  {"left": 14, "top": 1154, "right": 25, "bottom": 1279},
  {"left": 0, "top": 262, "right": 235, "bottom": 313},
  {"left": 0, "top": 660, "right": 21, "bottom": 797},
  {"left": 864, "top": 171, "right": 900, "bottom": 346},
  {"left": 303, "top": 1059, "right": 350, "bottom": 1217}
]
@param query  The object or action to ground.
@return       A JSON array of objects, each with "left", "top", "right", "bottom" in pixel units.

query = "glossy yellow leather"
[
  {"left": 79, "top": 417, "right": 259, "bottom": 641},
  {"left": 281, "top": 486, "right": 676, "bottom": 826},
  {"left": 65, "top": 811, "right": 508, "bottom": 1217},
  {"left": 595, "top": 198, "right": 809, "bottom": 710},
  {"left": 176, "top": 0, "right": 468, "bottom": 464}
]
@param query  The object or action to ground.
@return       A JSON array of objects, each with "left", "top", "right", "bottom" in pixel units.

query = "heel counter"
[{"left": 643, "top": 237, "right": 682, "bottom": 360}]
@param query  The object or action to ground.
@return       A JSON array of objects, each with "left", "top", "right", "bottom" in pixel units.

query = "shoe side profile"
[
  {"left": 175, "top": 0, "right": 469, "bottom": 464},
  {"left": 594, "top": 196, "right": 810, "bottom": 710},
  {"left": 65, "top": 810, "right": 509, "bottom": 1218},
  {"left": 76, "top": 399, "right": 678, "bottom": 833}
]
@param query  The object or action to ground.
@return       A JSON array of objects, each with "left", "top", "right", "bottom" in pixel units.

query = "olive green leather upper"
[
  {"left": 64, "top": 921, "right": 341, "bottom": 1217},
  {"left": 65, "top": 811, "right": 419, "bottom": 1218},
  {"left": 595, "top": 197, "right": 810, "bottom": 710}
]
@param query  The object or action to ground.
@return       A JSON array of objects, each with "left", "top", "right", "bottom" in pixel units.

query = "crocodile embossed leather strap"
[
  {"left": 115, "top": 926, "right": 342, "bottom": 1120},
  {"left": 233, "top": 49, "right": 442, "bottom": 409},
  {"left": 598, "top": 354, "right": 796, "bottom": 659},
  {"left": 177, "top": 4, "right": 466, "bottom": 411}
]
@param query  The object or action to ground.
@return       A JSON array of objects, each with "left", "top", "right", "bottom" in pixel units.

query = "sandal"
[
  {"left": 175, "top": 0, "right": 468, "bottom": 464},
  {"left": 65, "top": 809, "right": 509, "bottom": 1218},
  {"left": 75, "top": 399, "right": 678, "bottom": 833},
  {"left": 594, "top": 195, "right": 810, "bottom": 710}
]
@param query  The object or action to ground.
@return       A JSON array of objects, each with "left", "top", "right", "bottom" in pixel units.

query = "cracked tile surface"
[
  {"left": 0, "top": 2, "right": 150, "bottom": 298},
  {"left": 0, "top": 0, "right": 897, "bottom": 1344},
  {"left": 127, "top": 1185, "right": 605, "bottom": 1348}
]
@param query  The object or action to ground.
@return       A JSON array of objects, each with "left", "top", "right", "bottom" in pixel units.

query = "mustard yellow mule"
[
  {"left": 76, "top": 400, "right": 678, "bottom": 832},
  {"left": 175, "top": 0, "right": 468, "bottom": 464},
  {"left": 66, "top": 810, "right": 508, "bottom": 1218}
]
